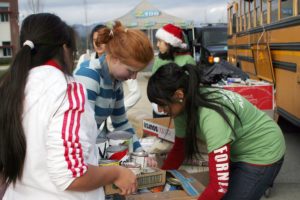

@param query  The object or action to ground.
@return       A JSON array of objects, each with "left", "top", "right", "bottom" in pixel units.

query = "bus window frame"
[
  {"left": 250, "top": 0, "right": 255, "bottom": 28},
  {"left": 240, "top": 0, "right": 245, "bottom": 31},
  {"left": 296, "top": 0, "right": 299, "bottom": 15},
  {"left": 228, "top": 5, "right": 233, "bottom": 35},
  {"left": 245, "top": 0, "right": 250, "bottom": 29},
  {"left": 256, "top": 0, "right": 262, "bottom": 27},
  {"left": 233, "top": 0, "right": 300, "bottom": 29},
  {"left": 270, "top": 0, "right": 279, "bottom": 23},
  {"left": 280, "top": 0, "right": 294, "bottom": 19},
  {"left": 234, "top": 3, "right": 239, "bottom": 33}
]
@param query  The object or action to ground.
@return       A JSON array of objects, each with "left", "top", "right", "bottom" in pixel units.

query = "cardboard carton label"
[{"left": 143, "top": 117, "right": 175, "bottom": 142}]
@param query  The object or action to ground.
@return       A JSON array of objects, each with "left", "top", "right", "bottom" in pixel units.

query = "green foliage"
[
  {"left": 0, "top": 57, "right": 12, "bottom": 65},
  {"left": 0, "top": 69, "right": 7, "bottom": 78}
]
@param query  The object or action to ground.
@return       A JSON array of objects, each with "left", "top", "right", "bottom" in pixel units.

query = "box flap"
[
  {"left": 168, "top": 170, "right": 205, "bottom": 196},
  {"left": 125, "top": 190, "right": 197, "bottom": 200}
]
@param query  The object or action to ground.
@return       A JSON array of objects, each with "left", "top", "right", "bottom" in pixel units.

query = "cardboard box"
[
  {"left": 222, "top": 83, "right": 274, "bottom": 110},
  {"left": 105, "top": 168, "right": 166, "bottom": 195},
  {"left": 125, "top": 190, "right": 197, "bottom": 200},
  {"left": 143, "top": 117, "right": 175, "bottom": 142},
  {"left": 125, "top": 170, "right": 209, "bottom": 200}
]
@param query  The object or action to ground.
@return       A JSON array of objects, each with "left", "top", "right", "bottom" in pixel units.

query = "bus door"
[{"left": 251, "top": 43, "right": 275, "bottom": 84}]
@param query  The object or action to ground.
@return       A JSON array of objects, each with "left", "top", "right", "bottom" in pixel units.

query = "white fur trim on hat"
[{"left": 156, "top": 28, "right": 187, "bottom": 49}]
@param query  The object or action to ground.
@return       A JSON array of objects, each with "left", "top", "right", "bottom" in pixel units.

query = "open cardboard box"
[
  {"left": 125, "top": 190, "right": 197, "bottom": 200},
  {"left": 124, "top": 170, "right": 208, "bottom": 200},
  {"left": 105, "top": 168, "right": 166, "bottom": 195}
]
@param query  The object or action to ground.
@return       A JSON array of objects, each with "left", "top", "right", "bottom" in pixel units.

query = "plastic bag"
[{"left": 200, "top": 60, "right": 249, "bottom": 84}]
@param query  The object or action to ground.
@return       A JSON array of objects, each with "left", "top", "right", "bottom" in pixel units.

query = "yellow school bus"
[{"left": 227, "top": 0, "right": 300, "bottom": 127}]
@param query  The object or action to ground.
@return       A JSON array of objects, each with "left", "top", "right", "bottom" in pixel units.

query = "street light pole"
[{"left": 83, "top": 0, "right": 89, "bottom": 54}]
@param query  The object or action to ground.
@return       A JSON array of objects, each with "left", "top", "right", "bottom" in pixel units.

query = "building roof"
[{"left": 106, "top": 0, "right": 194, "bottom": 29}]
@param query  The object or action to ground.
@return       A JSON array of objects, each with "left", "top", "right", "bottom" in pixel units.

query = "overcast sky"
[{"left": 19, "top": 0, "right": 229, "bottom": 25}]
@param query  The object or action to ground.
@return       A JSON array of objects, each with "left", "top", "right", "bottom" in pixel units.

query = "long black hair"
[
  {"left": 0, "top": 13, "right": 76, "bottom": 185},
  {"left": 147, "top": 63, "right": 241, "bottom": 160}
]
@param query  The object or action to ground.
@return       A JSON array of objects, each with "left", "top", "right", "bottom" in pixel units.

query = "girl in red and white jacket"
[{"left": 0, "top": 13, "right": 137, "bottom": 200}]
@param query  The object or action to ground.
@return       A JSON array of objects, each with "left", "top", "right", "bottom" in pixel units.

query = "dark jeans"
[{"left": 223, "top": 157, "right": 284, "bottom": 200}]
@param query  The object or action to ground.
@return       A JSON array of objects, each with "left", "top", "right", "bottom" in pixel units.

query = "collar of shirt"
[
  {"left": 99, "top": 54, "right": 121, "bottom": 88},
  {"left": 44, "top": 59, "right": 62, "bottom": 70}
]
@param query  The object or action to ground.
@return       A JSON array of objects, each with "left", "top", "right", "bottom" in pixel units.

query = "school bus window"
[
  {"left": 240, "top": 0, "right": 244, "bottom": 31},
  {"left": 271, "top": 0, "right": 279, "bottom": 23},
  {"left": 281, "top": 0, "right": 293, "bottom": 19},
  {"left": 262, "top": 0, "right": 268, "bottom": 24},
  {"left": 240, "top": 15, "right": 243, "bottom": 31},
  {"left": 298, "top": 0, "right": 300, "bottom": 15},
  {"left": 245, "top": 0, "right": 249, "bottom": 29},
  {"left": 232, "top": 13, "right": 237, "bottom": 34},
  {"left": 250, "top": 0, "right": 255, "bottom": 27},
  {"left": 240, "top": 0, "right": 244, "bottom": 15},
  {"left": 236, "top": 14, "right": 240, "bottom": 32},
  {"left": 256, "top": 0, "right": 262, "bottom": 26},
  {"left": 229, "top": 7, "right": 233, "bottom": 35},
  {"left": 228, "top": 10, "right": 230, "bottom": 34}
]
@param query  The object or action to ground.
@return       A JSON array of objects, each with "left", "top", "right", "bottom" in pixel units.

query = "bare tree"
[{"left": 27, "top": 0, "right": 44, "bottom": 14}]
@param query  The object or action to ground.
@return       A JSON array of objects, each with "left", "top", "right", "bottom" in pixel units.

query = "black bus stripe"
[{"left": 236, "top": 56, "right": 297, "bottom": 72}]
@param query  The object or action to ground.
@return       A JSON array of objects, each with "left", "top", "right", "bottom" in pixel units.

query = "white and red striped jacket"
[{"left": 3, "top": 63, "right": 104, "bottom": 200}]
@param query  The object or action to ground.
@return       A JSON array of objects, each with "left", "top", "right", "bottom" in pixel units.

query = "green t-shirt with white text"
[{"left": 174, "top": 88, "right": 285, "bottom": 165}]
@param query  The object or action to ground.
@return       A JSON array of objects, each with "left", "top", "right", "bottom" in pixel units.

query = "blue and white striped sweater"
[{"left": 74, "top": 55, "right": 142, "bottom": 151}]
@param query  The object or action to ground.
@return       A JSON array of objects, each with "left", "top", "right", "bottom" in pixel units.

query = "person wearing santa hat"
[
  {"left": 152, "top": 23, "right": 196, "bottom": 74},
  {"left": 152, "top": 23, "right": 196, "bottom": 117}
]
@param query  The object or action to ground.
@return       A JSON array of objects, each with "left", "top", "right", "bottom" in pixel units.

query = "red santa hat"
[{"left": 155, "top": 24, "right": 187, "bottom": 49}]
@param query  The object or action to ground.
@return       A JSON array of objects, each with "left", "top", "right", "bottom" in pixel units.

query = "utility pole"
[
  {"left": 27, "top": 0, "right": 43, "bottom": 14},
  {"left": 204, "top": 10, "right": 207, "bottom": 23},
  {"left": 83, "top": 0, "right": 89, "bottom": 54}
]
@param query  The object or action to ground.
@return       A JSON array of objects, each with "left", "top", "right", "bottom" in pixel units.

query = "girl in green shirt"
[{"left": 147, "top": 63, "right": 285, "bottom": 200}]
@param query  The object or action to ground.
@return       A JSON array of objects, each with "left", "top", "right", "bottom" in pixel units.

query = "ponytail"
[
  {"left": 0, "top": 45, "right": 31, "bottom": 185},
  {"left": 181, "top": 65, "right": 202, "bottom": 160}
]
